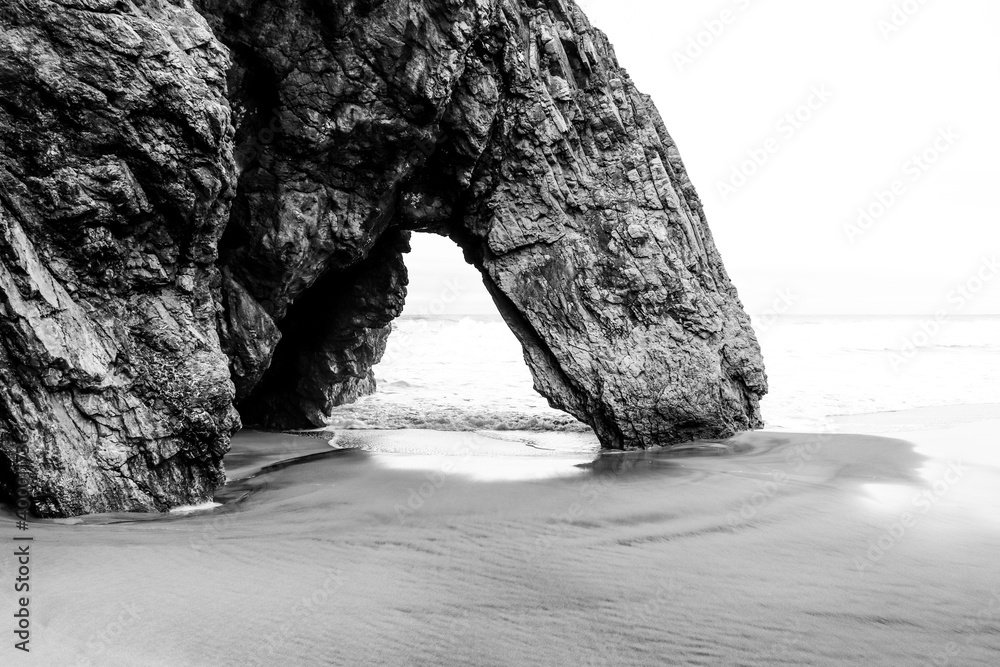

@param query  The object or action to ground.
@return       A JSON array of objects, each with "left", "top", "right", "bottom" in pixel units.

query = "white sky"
[{"left": 405, "top": 0, "right": 1000, "bottom": 315}]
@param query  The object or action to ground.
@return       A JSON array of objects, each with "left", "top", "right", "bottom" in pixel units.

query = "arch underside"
[
  {"left": 216, "top": 0, "right": 767, "bottom": 449},
  {"left": 0, "top": 0, "right": 765, "bottom": 516}
]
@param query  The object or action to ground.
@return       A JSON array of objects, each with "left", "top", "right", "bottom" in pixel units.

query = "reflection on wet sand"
[{"left": 2, "top": 410, "right": 999, "bottom": 666}]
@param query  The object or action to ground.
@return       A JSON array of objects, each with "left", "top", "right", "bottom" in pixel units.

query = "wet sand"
[{"left": 2, "top": 406, "right": 999, "bottom": 665}]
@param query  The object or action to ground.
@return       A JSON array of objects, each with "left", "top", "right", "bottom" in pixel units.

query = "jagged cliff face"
[
  {"left": 0, "top": 0, "right": 239, "bottom": 515},
  {"left": 0, "top": 0, "right": 766, "bottom": 516}
]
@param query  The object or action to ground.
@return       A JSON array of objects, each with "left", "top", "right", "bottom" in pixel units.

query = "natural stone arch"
[
  {"left": 0, "top": 0, "right": 765, "bottom": 516},
  {"left": 220, "top": 0, "right": 766, "bottom": 448}
]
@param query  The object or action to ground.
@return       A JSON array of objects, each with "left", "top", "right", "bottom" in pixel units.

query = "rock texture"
[
  {"left": 0, "top": 0, "right": 239, "bottom": 515},
  {"left": 0, "top": 0, "right": 766, "bottom": 516}
]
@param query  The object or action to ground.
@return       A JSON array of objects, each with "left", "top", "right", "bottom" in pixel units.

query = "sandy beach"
[
  {"left": 2, "top": 405, "right": 999, "bottom": 666},
  {"left": 2, "top": 0, "right": 997, "bottom": 664}
]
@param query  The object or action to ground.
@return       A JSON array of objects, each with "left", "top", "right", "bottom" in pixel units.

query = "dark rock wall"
[
  {"left": 0, "top": 0, "right": 766, "bottom": 516},
  {"left": 198, "top": 0, "right": 498, "bottom": 423},
  {"left": 240, "top": 227, "right": 409, "bottom": 428},
  {"left": 0, "top": 0, "right": 238, "bottom": 515}
]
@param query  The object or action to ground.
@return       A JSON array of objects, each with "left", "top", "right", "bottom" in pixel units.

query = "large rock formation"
[{"left": 0, "top": 0, "right": 766, "bottom": 516}]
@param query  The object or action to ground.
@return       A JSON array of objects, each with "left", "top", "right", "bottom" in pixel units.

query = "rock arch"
[
  {"left": 215, "top": 0, "right": 767, "bottom": 447},
  {"left": 0, "top": 0, "right": 765, "bottom": 516}
]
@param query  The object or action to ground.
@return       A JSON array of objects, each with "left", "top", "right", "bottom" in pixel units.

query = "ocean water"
[{"left": 327, "top": 314, "right": 1000, "bottom": 434}]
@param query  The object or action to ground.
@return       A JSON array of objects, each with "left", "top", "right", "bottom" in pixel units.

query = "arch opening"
[{"left": 320, "top": 232, "right": 592, "bottom": 434}]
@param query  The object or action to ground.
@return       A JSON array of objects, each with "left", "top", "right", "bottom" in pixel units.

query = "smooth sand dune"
[{"left": 2, "top": 408, "right": 999, "bottom": 666}]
